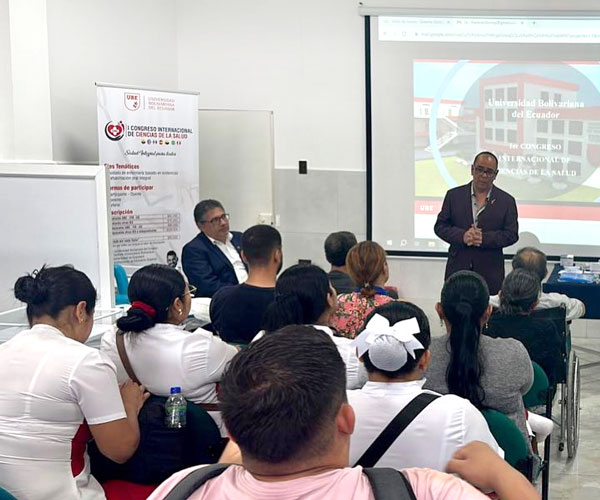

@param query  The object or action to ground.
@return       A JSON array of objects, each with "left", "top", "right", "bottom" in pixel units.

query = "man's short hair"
[
  {"left": 220, "top": 326, "right": 347, "bottom": 464},
  {"left": 193, "top": 199, "right": 224, "bottom": 224},
  {"left": 242, "top": 225, "right": 282, "bottom": 266},
  {"left": 324, "top": 231, "right": 358, "bottom": 266},
  {"left": 512, "top": 247, "right": 547, "bottom": 282},
  {"left": 166, "top": 250, "right": 177, "bottom": 258},
  {"left": 473, "top": 151, "right": 498, "bottom": 168}
]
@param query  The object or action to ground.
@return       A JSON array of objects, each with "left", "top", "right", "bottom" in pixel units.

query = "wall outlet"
[{"left": 258, "top": 212, "right": 274, "bottom": 225}]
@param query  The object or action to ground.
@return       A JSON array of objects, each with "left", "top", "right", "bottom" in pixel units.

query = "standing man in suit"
[
  {"left": 182, "top": 199, "right": 248, "bottom": 297},
  {"left": 434, "top": 152, "right": 518, "bottom": 294}
]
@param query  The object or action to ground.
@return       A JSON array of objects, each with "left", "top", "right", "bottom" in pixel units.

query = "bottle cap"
[{"left": 170, "top": 386, "right": 182, "bottom": 394}]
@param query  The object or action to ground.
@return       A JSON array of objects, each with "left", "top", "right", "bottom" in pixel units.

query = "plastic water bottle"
[{"left": 165, "top": 387, "right": 187, "bottom": 428}]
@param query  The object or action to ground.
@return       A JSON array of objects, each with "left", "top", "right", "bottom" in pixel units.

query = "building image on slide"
[{"left": 477, "top": 73, "right": 600, "bottom": 185}]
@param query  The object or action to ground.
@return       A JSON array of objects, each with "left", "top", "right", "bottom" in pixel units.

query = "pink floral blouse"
[{"left": 329, "top": 292, "right": 394, "bottom": 339}]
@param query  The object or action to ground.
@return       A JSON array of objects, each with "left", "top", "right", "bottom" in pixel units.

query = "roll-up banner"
[{"left": 97, "top": 84, "right": 199, "bottom": 270}]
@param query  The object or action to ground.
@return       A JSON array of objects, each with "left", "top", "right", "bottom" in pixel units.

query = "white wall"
[
  {"left": 0, "top": 1, "right": 14, "bottom": 159},
  {"left": 45, "top": 0, "right": 179, "bottom": 162},
  {"left": 176, "top": 0, "right": 365, "bottom": 171}
]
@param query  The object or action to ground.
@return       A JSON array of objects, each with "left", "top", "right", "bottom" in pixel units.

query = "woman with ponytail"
[
  {"left": 260, "top": 264, "right": 367, "bottom": 389},
  {"left": 0, "top": 265, "right": 148, "bottom": 500},
  {"left": 424, "top": 271, "right": 534, "bottom": 442},
  {"left": 329, "top": 241, "right": 396, "bottom": 339},
  {"left": 101, "top": 264, "right": 238, "bottom": 410}
]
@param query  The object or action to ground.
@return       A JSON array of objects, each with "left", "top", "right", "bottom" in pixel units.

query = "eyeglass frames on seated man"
[{"left": 200, "top": 213, "right": 230, "bottom": 225}]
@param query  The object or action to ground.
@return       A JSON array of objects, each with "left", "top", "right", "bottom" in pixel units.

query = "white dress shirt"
[
  {"left": 252, "top": 325, "right": 368, "bottom": 390},
  {"left": 204, "top": 232, "right": 248, "bottom": 284},
  {"left": 489, "top": 291, "right": 585, "bottom": 321},
  {"left": 101, "top": 323, "right": 238, "bottom": 404},
  {"left": 0, "top": 324, "right": 126, "bottom": 500},
  {"left": 348, "top": 380, "right": 502, "bottom": 471}
]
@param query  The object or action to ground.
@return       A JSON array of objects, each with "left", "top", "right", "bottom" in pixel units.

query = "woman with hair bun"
[
  {"left": 348, "top": 300, "right": 501, "bottom": 471},
  {"left": 329, "top": 241, "right": 396, "bottom": 339},
  {"left": 101, "top": 264, "right": 238, "bottom": 413},
  {"left": 424, "top": 270, "right": 533, "bottom": 442},
  {"left": 0, "top": 265, "right": 148, "bottom": 500}
]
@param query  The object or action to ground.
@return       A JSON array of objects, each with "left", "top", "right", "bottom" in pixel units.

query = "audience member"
[
  {"left": 210, "top": 225, "right": 281, "bottom": 345},
  {"left": 261, "top": 264, "right": 367, "bottom": 389},
  {"left": 348, "top": 301, "right": 501, "bottom": 471},
  {"left": 329, "top": 241, "right": 396, "bottom": 339},
  {"left": 325, "top": 231, "right": 358, "bottom": 294},
  {"left": 148, "top": 327, "right": 539, "bottom": 500},
  {"left": 182, "top": 199, "right": 247, "bottom": 297},
  {"left": 101, "top": 264, "right": 237, "bottom": 422},
  {"left": 0, "top": 265, "right": 148, "bottom": 500},
  {"left": 424, "top": 271, "right": 534, "bottom": 443},
  {"left": 489, "top": 247, "right": 585, "bottom": 320}
]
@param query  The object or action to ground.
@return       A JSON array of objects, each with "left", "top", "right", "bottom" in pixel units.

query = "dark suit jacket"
[
  {"left": 182, "top": 231, "right": 243, "bottom": 298},
  {"left": 434, "top": 182, "right": 518, "bottom": 295}
]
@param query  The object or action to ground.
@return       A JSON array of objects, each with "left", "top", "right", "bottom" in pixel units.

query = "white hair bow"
[{"left": 351, "top": 314, "right": 424, "bottom": 370}]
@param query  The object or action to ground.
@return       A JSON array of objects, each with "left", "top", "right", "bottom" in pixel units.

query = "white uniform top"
[
  {"left": 252, "top": 325, "right": 367, "bottom": 390},
  {"left": 0, "top": 324, "right": 126, "bottom": 500},
  {"left": 489, "top": 291, "right": 585, "bottom": 321},
  {"left": 348, "top": 380, "right": 502, "bottom": 471},
  {"left": 101, "top": 323, "right": 238, "bottom": 404}
]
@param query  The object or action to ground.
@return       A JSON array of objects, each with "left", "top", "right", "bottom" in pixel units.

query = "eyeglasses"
[
  {"left": 473, "top": 166, "right": 498, "bottom": 177},
  {"left": 200, "top": 213, "right": 230, "bottom": 225},
  {"left": 184, "top": 284, "right": 197, "bottom": 297}
]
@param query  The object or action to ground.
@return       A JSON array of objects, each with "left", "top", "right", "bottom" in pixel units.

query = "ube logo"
[
  {"left": 124, "top": 93, "right": 140, "bottom": 111},
  {"left": 105, "top": 121, "right": 125, "bottom": 141}
]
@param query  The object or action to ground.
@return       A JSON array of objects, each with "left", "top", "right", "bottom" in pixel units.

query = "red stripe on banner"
[
  {"left": 414, "top": 199, "right": 600, "bottom": 221},
  {"left": 518, "top": 204, "right": 600, "bottom": 221}
]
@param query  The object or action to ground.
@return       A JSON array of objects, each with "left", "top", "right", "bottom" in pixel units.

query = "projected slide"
[{"left": 413, "top": 60, "right": 600, "bottom": 252}]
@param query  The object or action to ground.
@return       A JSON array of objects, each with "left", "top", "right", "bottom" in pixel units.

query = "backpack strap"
[
  {"left": 355, "top": 392, "right": 440, "bottom": 467},
  {"left": 163, "top": 464, "right": 231, "bottom": 500},
  {"left": 363, "top": 468, "right": 417, "bottom": 500},
  {"left": 115, "top": 331, "right": 142, "bottom": 385}
]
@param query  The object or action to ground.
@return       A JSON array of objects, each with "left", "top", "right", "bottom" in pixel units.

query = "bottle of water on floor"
[{"left": 165, "top": 386, "right": 187, "bottom": 428}]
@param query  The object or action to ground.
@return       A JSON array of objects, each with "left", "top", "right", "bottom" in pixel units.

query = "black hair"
[
  {"left": 220, "top": 325, "right": 346, "bottom": 463},
  {"left": 242, "top": 225, "right": 282, "bottom": 267},
  {"left": 261, "top": 264, "right": 331, "bottom": 332},
  {"left": 472, "top": 151, "right": 498, "bottom": 168},
  {"left": 166, "top": 250, "right": 177, "bottom": 258},
  {"left": 116, "top": 264, "right": 185, "bottom": 333},
  {"left": 499, "top": 269, "right": 541, "bottom": 315},
  {"left": 512, "top": 247, "right": 547, "bottom": 282},
  {"left": 440, "top": 271, "right": 489, "bottom": 409},
  {"left": 193, "top": 199, "right": 224, "bottom": 224},
  {"left": 324, "top": 231, "right": 358, "bottom": 267},
  {"left": 14, "top": 265, "right": 96, "bottom": 325},
  {"left": 361, "top": 301, "right": 431, "bottom": 378}
]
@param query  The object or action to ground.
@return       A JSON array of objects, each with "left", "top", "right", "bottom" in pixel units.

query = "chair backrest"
[
  {"left": 0, "top": 488, "right": 17, "bottom": 500},
  {"left": 486, "top": 305, "right": 567, "bottom": 386},
  {"left": 114, "top": 264, "right": 129, "bottom": 295},
  {"left": 482, "top": 409, "right": 532, "bottom": 480},
  {"left": 523, "top": 361, "right": 550, "bottom": 409},
  {"left": 113, "top": 264, "right": 130, "bottom": 305}
]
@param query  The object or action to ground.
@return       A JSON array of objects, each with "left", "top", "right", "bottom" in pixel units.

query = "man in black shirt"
[
  {"left": 210, "top": 225, "right": 282, "bottom": 344},
  {"left": 324, "top": 231, "right": 357, "bottom": 294}
]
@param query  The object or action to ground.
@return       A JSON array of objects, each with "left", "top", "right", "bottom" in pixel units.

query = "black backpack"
[{"left": 161, "top": 463, "right": 416, "bottom": 500}]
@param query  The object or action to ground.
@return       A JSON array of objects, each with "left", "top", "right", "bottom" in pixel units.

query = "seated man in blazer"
[{"left": 182, "top": 199, "right": 248, "bottom": 297}]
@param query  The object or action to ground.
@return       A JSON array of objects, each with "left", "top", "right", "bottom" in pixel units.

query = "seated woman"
[
  {"left": 487, "top": 268, "right": 563, "bottom": 387},
  {"left": 329, "top": 241, "right": 396, "bottom": 339},
  {"left": 0, "top": 265, "right": 147, "bottom": 500},
  {"left": 348, "top": 301, "right": 501, "bottom": 471},
  {"left": 102, "top": 264, "right": 238, "bottom": 419},
  {"left": 424, "top": 270, "right": 534, "bottom": 444},
  {"left": 261, "top": 264, "right": 367, "bottom": 389}
]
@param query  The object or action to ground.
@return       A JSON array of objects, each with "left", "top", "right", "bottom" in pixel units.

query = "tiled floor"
[{"left": 546, "top": 339, "right": 600, "bottom": 499}]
